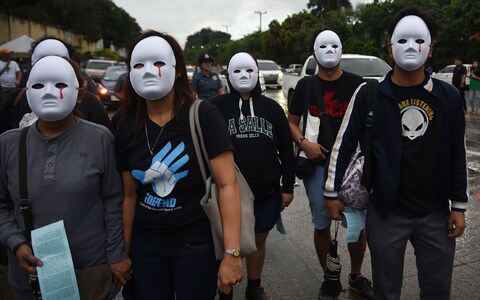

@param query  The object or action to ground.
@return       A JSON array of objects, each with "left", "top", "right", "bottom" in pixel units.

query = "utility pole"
[
  {"left": 254, "top": 10, "right": 267, "bottom": 32},
  {"left": 223, "top": 24, "right": 231, "bottom": 34}
]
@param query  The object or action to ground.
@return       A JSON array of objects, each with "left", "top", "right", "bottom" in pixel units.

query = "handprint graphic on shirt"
[{"left": 132, "top": 142, "right": 189, "bottom": 197}]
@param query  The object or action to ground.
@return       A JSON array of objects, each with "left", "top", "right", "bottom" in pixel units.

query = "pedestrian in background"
[
  {"left": 212, "top": 52, "right": 295, "bottom": 300},
  {"left": 288, "top": 29, "right": 373, "bottom": 299},
  {"left": 468, "top": 60, "right": 480, "bottom": 115},
  {"left": 192, "top": 53, "right": 224, "bottom": 101},
  {"left": 114, "top": 31, "right": 243, "bottom": 300},
  {"left": 452, "top": 57, "right": 467, "bottom": 111},
  {"left": 324, "top": 7, "right": 467, "bottom": 299},
  {"left": 0, "top": 48, "right": 21, "bottom": 96},
  {"left": 0, "top": 55, "right": 131, "bottom": 300}
]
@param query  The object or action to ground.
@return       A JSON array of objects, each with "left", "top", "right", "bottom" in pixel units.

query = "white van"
[{"left": 257, "top": 59, "right": 283, "bottom": 89}]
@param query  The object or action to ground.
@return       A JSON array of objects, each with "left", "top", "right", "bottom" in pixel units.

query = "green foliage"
[
  {"left": 93, "top": 49, "right": 121, "bottom": 61},
  {"left": 0, "top": 0, "right": 141, "bottom": 47}
]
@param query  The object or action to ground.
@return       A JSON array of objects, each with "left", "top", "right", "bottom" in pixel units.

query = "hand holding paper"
[{"left": 15, "top": 243, "right": 43, "bottom": 274}]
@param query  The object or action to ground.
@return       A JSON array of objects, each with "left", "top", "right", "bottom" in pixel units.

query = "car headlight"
[{"left": 97, "top": 84, "right": 109, "bottom": 95}]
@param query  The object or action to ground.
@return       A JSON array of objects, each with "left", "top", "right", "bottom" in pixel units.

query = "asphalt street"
[{"left": 1, "top": 89, "right": 480, "bottom": 299}]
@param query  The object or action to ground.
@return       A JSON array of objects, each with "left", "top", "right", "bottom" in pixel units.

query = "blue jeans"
[{"left": 129, "top": 230, "right": 219, "bottom": 300}]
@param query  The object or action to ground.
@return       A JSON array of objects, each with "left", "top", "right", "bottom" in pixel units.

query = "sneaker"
[
  {"left": 245, "top": 286, "right": 273, "bottom": 300},
  {"left": 349, "top": 274, "right": 373, "bottom": 300},
  {"left": 318, "top": 280, "right": 337, "bottom": 300}
]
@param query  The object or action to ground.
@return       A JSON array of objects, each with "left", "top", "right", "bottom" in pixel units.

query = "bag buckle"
[{"left": 20, "top": 199, "right": 30, "bottom": 211}]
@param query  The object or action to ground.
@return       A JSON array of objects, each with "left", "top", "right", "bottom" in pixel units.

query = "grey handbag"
[{"left": 189, "top": 99, "right": 257, "bottom": 260}]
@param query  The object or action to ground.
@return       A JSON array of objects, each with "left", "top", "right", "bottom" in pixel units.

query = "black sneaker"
[
  {"left": 318, "top": 280, "right": 337, "bottom": 300},
  {"left": 245, "top": 286, "right": 273, "bottom": 300},
  {"left": 348, "top": 274, "right": 373, "bottom": 300}
]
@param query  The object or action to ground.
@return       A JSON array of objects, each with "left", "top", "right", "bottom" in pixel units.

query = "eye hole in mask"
[
  {"left": 32, "top": 83, "right": 44, "bottom": 89},
  {"left": 55, "top": 83, "right": 68, "bottom": 89}
]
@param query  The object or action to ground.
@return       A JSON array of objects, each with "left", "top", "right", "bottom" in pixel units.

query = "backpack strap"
[
  {"left": 0, "top": 61, "right": 11, "bottom": 77},
  {"left": 361, "top": 79, "right": 378, "bottom": 188},
  {"left": 18, "top": 126, "right": 33, "bottom": 241},
  {"left": 311, "top": 75, "right": 334, "bottom": 149}
]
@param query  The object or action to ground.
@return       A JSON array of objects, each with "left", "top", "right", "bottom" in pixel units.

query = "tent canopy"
[{"left": 0, "top": 35, "right": 35, "bottom": 53}]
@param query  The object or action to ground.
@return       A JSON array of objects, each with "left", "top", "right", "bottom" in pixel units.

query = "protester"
[
  {"left": 324, "top": 7, "right": 467, "bottom": 299},
  {"left": 468, "top": 60, "right": 480, "bottom": 115},
  {"left": 452, "top": 57, "right": 467, "bottom": 111},
  {"left": 0, "top": 48, "right": 21, "bottom": 96},
  {"left": 0, "top": 55, "right": 131, "bottom": 300},
  {"left": 192, "top": 53, "right": 224, "bottom": 101},
  {"left": 114, "top": 31, "right": 243, "bottom": 300},
  {"left": 211, "top": 52, "right": 295, "bottom": 300},
  {"left": 0, "top": 37, "right": 113, "bottom": 134},
  {"left": 287, "top": 29, "right": 372, "bottom": 300}
]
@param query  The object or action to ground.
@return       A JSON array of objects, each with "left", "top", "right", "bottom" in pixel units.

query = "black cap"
[{"left": 198, "top": 53, "right": 213, "bottom": 64}]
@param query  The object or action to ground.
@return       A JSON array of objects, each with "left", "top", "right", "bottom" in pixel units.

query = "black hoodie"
[{"left": 211, "top": 81, "right": 295, "bottom": 199}]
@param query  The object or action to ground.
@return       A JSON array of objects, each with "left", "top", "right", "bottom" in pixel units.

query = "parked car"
[
  {"left": 186, "top": 65, "right": 195, "bottom": 83},
  {"left": 432, "top": 64, "right": 472, "bottom": 86},
  {"left": 257, "top": 59, "right": 283, "bottom": 89},
  {"left": 282, "top": 54, "right": 392, "bottom": 104},
  {"left": 98, "top": 65, "right": 127, "bottom": 109},
  {"left": 285, "top": 64, "right": 303, "bottom": 74},
  {"left": 84, "top": 59, "right": 117, "bottom": 82}
]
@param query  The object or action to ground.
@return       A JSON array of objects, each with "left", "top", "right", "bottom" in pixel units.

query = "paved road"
[{"left": 2, "top": 90, "right": 480, "bottom": 299}]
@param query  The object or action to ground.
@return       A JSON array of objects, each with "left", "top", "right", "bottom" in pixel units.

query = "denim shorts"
[
  {"left": 254, "top": 185, "right": 282, "bottom": 233},
  {"left": 303, "top": 164, "right": 366, "bottom": 230}
]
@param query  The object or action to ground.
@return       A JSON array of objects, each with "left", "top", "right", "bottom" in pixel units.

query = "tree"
[{"left": 308, "top": 0, "right": 352, "bottom": 17}]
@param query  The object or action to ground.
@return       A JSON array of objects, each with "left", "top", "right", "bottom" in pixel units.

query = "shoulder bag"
[
  {"left": 295, "top": 76, "right": 333, "bottom": 179},
  {"left": 338, "top": 79, "right": 378, "bottom": 210},
  {"left": 189, "top": 99, "right": 257, "bottom": 260}
]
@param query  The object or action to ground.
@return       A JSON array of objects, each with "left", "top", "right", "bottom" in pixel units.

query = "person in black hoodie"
[{"left": 211, "top": 52, "right": 295, "bottom": 300}]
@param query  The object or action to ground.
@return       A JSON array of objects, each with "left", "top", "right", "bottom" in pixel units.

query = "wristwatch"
[
  {"left": 225, "top": 249, "right": 240, "bottom": 257},
  {"left": 297, "top": 137, "right": 307, "bottom": 146}
]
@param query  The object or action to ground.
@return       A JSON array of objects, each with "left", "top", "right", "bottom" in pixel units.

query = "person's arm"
[
  {"left": 15, "top": 70, "right": 21, "bottom": 87},
  {"left": 275, "top": 104, "right": 295, "bottom": 209},
  {"left": 210, "top": 151, "right": 243, "bottom": 294},
  {"left": 100, "top": 136, "right": 132, "bottom": 285},
  {"left": 121, "top": 171, "right": 137, "bottom": 254},
  {"left": 324, "top": 83, "right": 368, "bottom": 220},
  {"left": 447, "top": 89, "right": 468, "bottom": 238}
]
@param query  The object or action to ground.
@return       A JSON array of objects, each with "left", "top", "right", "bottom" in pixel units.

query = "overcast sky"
[{"left": 112, "top": 0, "right": 373, "bottom": 48}]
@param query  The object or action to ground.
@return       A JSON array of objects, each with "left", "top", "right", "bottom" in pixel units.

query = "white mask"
[
  {"left": 129, "top": 36, "right": 176, "bottom": 100},
  {"left": 228, "top": 52, "right": 259, "bottom": 93},
  {"left": 313, "top": 30, "right": 342, "bottom": 68},
  {"left": 26, "top": 56, "right": 79, "bottom": 122},
  {"left": 391, "top": 15, "right": 431, "bottom": 71},
  {"left": 31, "top": 39, "right": 70, "bottom": 65}
]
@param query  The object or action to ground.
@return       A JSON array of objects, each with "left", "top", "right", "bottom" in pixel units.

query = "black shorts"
[{"left": 253, "top": 185, "right": 282, "bottom": 233}]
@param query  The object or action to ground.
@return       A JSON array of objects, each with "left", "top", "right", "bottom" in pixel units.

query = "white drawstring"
[{"left": 238, "top": 97, "right": 255, "bottom": 120}]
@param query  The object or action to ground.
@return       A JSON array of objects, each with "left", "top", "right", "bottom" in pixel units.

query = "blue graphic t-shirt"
[{"left": 115, "top": 101, "right": 233, "bottom": 243}]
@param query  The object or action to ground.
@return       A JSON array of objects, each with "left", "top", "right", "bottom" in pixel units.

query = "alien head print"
[
  {"left": 26, "top": 56, "right": 79, "bottom": 122},
  {"left": 313, "top": 30, "right": 342, "bottom": 68},
  {"left": 228, "top": 52, "right": 259, "bottom": 93},
  {"left": 391, "top": 15, "right": 431, "bottom": 72},
  {"left": 400, "top": 103, "right": 433, "bottom": 140},
  {"left": 130, "top": 36, "right": 177, "bottom": 100}
]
